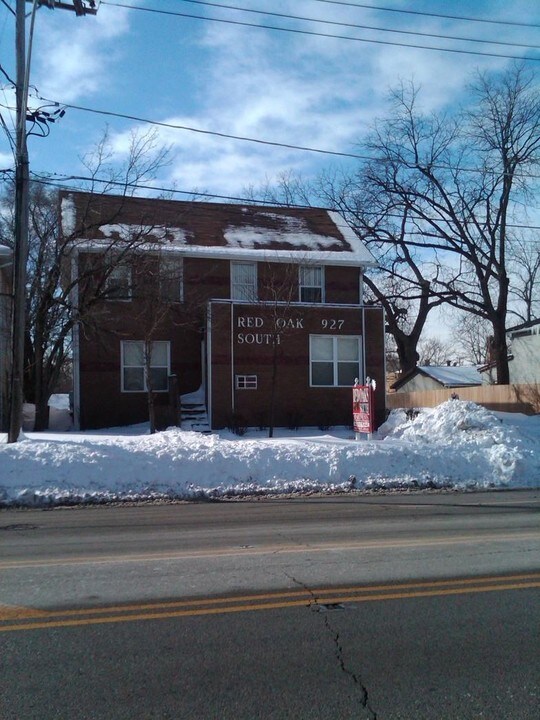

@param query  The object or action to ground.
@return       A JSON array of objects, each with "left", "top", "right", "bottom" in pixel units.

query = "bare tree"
[
  {"left": 359, "top": 64, "right": 540, "bottom": 384},
  {"left": 127, "top": 251, "right": 186, "bottom": 434},
  {"left": 247, "top": 167, "right": 446, "bottom": 375},
  {"left": 244, "top": 170, "right": 314, "bottom": 208},
  {"left": 451, "top": 313, "right": 492, "bottom": 365},
  {"left": 257, "top": 261, "right": 306, "bottom": 438},
  {"left": 319, "top": 185, "right": 446, "bottom": 373},
  {"left": 417, "top": 337, "right": 453, "bottom": 366},
  {"left": 508, "top": 235, "right": 540, "bottom": 323},
  {"left": 0, "top": 127, "right": 171, "bottom": 430}
]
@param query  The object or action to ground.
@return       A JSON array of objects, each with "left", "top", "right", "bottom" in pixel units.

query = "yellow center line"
[
  {"left": 1, "top": 531, "right": 538, "bottom": 570},
  {"left": 1, "top": 575, "right": 539, "bottom": 633},
  {"left": 0, "top": 604, "right": 49, "bottom": 620},
  {"left": 2, "top": 571, "right": 539, "bottom": 621}
]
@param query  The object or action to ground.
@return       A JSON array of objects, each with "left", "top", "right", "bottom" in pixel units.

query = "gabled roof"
[
  {"left": 60, "top": 191, "right": 377, "bottom": 267},
  {"left": 391, "top": 365, "right": 482, "bottom": 390}
]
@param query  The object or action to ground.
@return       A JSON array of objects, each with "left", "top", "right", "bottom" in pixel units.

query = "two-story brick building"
[{"left": 63, "top": 191, "right": 386, "bottom": 431}]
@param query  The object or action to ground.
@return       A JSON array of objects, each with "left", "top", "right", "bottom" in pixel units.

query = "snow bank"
[{"left": 0, "top": 401, "right": 538, "bottom": 507}]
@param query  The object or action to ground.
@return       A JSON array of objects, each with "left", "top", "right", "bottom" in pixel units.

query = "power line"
[
  {"left": 27, "top": 94, "right": 540, "bottom": 180},
  {"left": 0, "top": 111, "right": 15, "bottom": 156},
  {"left": 170, "top": 0, "right": 540, "bottom": 51},
  {"left": 0, "top": 64, "right": 15, "bottom": 86},
  {"left": 307, "top": 0, "right": 540, "bottom": 30},
  {"left": 31, "top": 94, "right": 376, "bottom": 161},
  {"left": 27, "top": 170, "right": 540, "bottom": 232},
  {"left": 29, "top": 170, "right": 313, "bottom": 207},
  {"left": 0, "top": 0, "right": 15, "bottom": 17},
  {"left": 100, "top": 1, "right": 540, "bottom": 63}
]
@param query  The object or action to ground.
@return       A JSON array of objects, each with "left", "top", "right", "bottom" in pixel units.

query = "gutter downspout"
[
  {"left": 206, "top": 302, "right": 212, "bottom": 430},
  {"left": 230, "top": 303, "right": 235, "bottom": 416},
  {"left": 71, "top": 251, "right": 81, "bottom": 430}
]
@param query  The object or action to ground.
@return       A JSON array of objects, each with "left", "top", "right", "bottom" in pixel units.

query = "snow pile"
[
  {"left": 378, "top": 401, "right": 533, "bottom": 486},
  {"left": 0, "top": 401, "right": 538, "bottom": 507},
  {"left": 381, "top": 401, "right": 509, "bottom": 444}
]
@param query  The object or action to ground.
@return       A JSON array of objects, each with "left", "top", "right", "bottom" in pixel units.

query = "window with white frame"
[
  {"left": 121, "top": 341, "right": 170, "bottom": 392},
  {"left": 231, "top": 261, "right": 257, "bottom": 301},
  {"left": 310, "top": 335, "right": 361, "bottom": 387},
  {"left": 159, "top": 257, "right": 183, "bottom": 303},
  {"left": 299, "top": 265, "right": 324, "bottom": 303},
  {"left": 105, "top": 263, "right": 132, "bottom": 300},
  {"left": 236, "top": 374, "right": 258, "bottom": 389}
]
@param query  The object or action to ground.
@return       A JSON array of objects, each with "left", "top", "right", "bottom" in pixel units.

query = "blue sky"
[{"left": 1, "top": 0, "right": 539, "bottom": 201}]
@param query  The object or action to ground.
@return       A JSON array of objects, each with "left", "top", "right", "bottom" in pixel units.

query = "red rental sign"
[{"left": 352, "top": 383, "right": 374, "bottom": 435}]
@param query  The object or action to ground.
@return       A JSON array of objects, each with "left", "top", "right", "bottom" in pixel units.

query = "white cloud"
[
  {"left": 0, "top": 150, "right": 13, "bottom": 169},
  {"left": 19, "top": 0, "right": 536, "bottom": 198},
  {"left": 154, "top": 2, "right": 526, "bottom": 194},
  {"left": 31, "top": 4, "right": 131, "bottom": 102}
]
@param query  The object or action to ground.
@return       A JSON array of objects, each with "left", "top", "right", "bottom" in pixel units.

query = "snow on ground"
[{"left": 0, "top": 401, "right": 538, "bottom": 507}]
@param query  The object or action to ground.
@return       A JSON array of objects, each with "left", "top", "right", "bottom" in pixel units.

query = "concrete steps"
[{"left": 180, "top": 401, "right": 211, "bottom": 433}]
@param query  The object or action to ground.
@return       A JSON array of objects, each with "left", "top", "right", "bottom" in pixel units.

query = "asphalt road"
[{"left": 1, "top": 490, "right": 539, "bottom": 718}]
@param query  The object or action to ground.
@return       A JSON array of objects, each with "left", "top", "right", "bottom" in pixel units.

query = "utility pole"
[
  {"left": 7, "top": 0, "right": 98, "bottom": 443},
  {"left": 8, "top": 0, "right": 30, "bottom": 443}
]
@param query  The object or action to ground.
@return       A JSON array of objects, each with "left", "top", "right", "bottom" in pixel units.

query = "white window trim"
[
  {"left": 299, "top": 265, "right": 325, "bottom": 303},
  {"left": 235, "top": 374, "right": 258, "bottom": 390},
  {"left": 231, "top": 261, "right": 258, "bottom": 301},
  {"left": 121, "top": 340, "right": 171, "bottom": 393},
  {"left": 309, "top": 334, "right": 361, "bottom": 387}
]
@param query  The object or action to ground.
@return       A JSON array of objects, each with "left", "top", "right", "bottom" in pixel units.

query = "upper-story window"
[
  {"left": 159, "top": 258, "right": 184, "bottom": 303},
  {"left": 105, "top": 263, "right": 132, "bottom": 300},
  {"left": 299, "top": 265, "right": 324, "bottom": 303},
  {"left": 231, "top": 261, "right": 257, "bottom": 301}
]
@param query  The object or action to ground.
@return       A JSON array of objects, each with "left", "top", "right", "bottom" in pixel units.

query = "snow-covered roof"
[
  {"left": 392, "top": 365, "right": 482, "bottom": 390},
  {"left": 60, "top": 191, "right": 377, "bottom": 267}
]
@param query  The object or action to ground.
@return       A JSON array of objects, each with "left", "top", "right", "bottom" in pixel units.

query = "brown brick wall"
[
  {"left": 77, "top": 253, "right": 385, "bottom": 430},
  {"left": 325, "top": 266, "right": 360, "bottom": 304},
  {"left": 79, "top": 305, "right": 203, "bottom": 429},
  {"left": 209, "top": 301, "right": 385, "bottom": 430}
]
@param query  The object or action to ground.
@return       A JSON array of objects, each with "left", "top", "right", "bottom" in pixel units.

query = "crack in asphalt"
[
  {"left": 326, "top": 620, "right": 377, "bottom": 720},
  {"left": 284, "top": 572, "right": 378, "bottom": 720}
]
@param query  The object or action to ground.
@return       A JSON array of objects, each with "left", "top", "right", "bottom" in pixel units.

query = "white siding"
[{"left": 509, "top": 333, "right": 540, "bottom": 384}]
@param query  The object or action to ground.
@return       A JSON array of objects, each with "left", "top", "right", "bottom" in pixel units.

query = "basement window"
[{"left": 236, "top": 374, "right": 258, "bottom": 390}]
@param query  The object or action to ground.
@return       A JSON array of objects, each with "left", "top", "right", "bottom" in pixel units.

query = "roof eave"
[{"left": 67, "top": 240, "right": 378, "bottom": 267}]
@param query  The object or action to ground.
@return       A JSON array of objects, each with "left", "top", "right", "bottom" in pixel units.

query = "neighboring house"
[
  {"left": 505, "top": 319, "right": 540, "bottom": 384},
  {"left": 62, "top": 191, "right": 386, "bottom": 431},
  {"left": 0, "top": 244, "right": 12, "bottom": 432},
  {"left": 478, "top": 319, "right": 540, "bottom": 384},
  {"left": 391, "top": 365, "right": 482, "bottom": 393}
]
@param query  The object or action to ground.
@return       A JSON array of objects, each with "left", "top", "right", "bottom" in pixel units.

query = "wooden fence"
[{"left": 386, "top": 384, "right": 540, "bottom": 415}]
